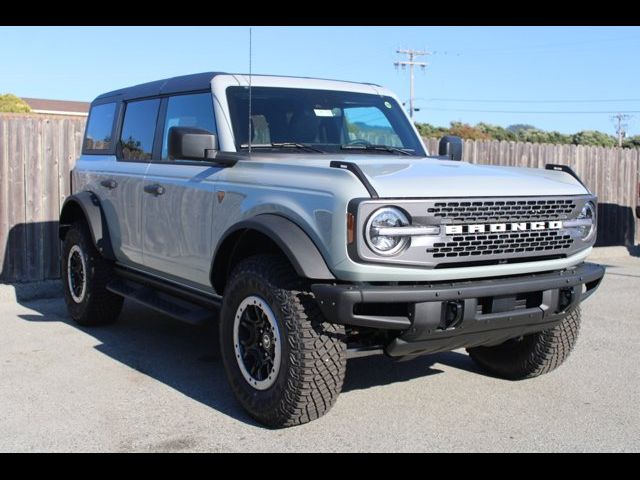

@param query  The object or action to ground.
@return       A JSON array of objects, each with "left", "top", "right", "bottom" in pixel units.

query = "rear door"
[
  {"left": 102, "top": 98, "right": 159, "bottom": 266},
  {"left": 82, "top": 99, "right": 159, "bottom": 267},
  {"left": 141, "top": 92, "right": 222, "bottom": 290}
]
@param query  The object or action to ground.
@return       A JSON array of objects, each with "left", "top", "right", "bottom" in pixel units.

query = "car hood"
[
  {"left": 235, "top": 153, "right": 590, "bottom": 198},
  {"left": 327, "top": 155, "right": 589, "bottom": 197}
]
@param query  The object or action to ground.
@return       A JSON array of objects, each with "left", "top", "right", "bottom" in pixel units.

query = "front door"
[{"left": 141, "top": 92, "right": 221, "bottom": 290}]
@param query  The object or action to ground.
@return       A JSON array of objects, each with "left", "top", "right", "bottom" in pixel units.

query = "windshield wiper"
[
  {"left": 340, "top": 144, "right": 414, "bottom": 156},
  {"left": 240, "top": 142, "right": 325, "bottom": 153}
]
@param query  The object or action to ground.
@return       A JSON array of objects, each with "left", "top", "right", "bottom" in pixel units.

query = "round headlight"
[
  {"left": 577, "top": 201, "right": 596, "bottom": 240},
  {"left": 365, "top": 207, "right": 410, "bottom": 256}
]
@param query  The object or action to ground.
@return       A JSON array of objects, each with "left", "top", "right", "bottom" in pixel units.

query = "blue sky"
[{"left": 2, "top": 26, "right": 640, "bottom": 135}]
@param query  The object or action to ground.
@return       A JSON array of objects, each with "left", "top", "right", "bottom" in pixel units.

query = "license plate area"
[{"left": 477, "top": 291, "right": 543, "bottom": 315}]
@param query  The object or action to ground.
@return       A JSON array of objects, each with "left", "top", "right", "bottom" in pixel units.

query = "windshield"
[{"left": 226, "top": 86, "right": 426, "bottom": 156}]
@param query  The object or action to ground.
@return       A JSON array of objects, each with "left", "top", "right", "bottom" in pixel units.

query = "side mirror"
[
  {"left": 438, "top": 135, "right": 463, "bottom": 161},
  {"left": 168, "top": 126, "right": 218, "bottom": 161},
  {"left": 168, "top": 126, "right": 240, "bottom": 167}
]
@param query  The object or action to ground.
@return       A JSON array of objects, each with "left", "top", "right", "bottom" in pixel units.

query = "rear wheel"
[
  {"left": 220, "top": 254, "right": 347, "bottom": 428},
  {"left": 61, "top": 222, "right": 123, "bottom": 326},
  {"left": 467, "top": 307, "right": 581, "bottom": 380}
]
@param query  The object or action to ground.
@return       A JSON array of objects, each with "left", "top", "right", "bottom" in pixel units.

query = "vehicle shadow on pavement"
[
  {"left": 18, "top": 298, "right": 262, "bottom": 427},
  {"left": 19, "top": 297, "right": 485, "bottom": 425},
  {"left": 343, "top": 350, "right": 482, "bottom": 393}
]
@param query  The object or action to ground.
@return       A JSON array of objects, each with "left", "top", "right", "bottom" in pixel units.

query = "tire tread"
[
  {"left": 468, "top": 307, "right": 581, "bottom": 380},
  {"left": 62, "top": 221, "right": 123, "bottom": 326},
  {"left": 221, "top": 254, "right": 346, "bottom": 427}
]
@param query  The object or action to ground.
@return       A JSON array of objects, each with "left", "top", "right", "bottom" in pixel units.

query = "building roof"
[{"left": 22, "top": 97, "right": 90, "bottom": 116}]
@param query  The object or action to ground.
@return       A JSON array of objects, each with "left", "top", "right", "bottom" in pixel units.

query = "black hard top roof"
[
  {"left": 93, "top": 72, "right": 224, "bottom": 103},
  {"left": 92, "top": 72, "right": 381, "bottom": 104}
]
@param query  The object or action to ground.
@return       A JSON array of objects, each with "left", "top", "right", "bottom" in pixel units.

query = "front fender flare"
[{"left": 212, "top": 214, "right": 335, "bottom": 291}]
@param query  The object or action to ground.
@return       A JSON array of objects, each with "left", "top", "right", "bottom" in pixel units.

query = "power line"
[
  {"left": 420, "top": 97, "right": 640, "bottom": 104},
  {"left": 394, "top": 48, "right": 429, "bottom": 119},
  {"left": 419, "top": 107, "right": 640, "bottom": 115},
  {"left": 431, "top": 34, "right": 640, "bottom": 56}
]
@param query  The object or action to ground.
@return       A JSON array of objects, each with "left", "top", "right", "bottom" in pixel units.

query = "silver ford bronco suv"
[{"left": 59, "top": 72, "right": 605, "bottom": 427}]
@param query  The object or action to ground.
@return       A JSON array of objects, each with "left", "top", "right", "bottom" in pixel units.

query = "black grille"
[
  {"left": 427, "top": 230, "right": 574, "bottom": 258},
  {"left": 427, "top": 199, "right": 576, "bottom": 223}
]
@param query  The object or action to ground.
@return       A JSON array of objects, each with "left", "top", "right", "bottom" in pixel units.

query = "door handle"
[
  {"left": 100, "top": 179, "right": 118, "bottom": 189},
  {"left": 144, "top": 183, "right": 165, "bottom": 196}
]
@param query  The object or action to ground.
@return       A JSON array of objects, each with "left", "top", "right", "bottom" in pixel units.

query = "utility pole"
[
  {"left": 394, "top": 49, "right": 429, "bottom": 120},
  {"left": 612, "top": 113, "right": 631, "bottom": 147}
]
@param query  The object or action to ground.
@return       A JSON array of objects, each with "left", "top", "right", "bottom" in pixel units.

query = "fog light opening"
[
  {"left": 440, "top": 300, "right": 464, "bottom": 330},
  {"left": 558, "top": 287, "right": 575, "bottom": 312}
]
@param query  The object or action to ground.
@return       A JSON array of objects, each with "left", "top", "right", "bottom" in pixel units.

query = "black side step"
[{"left": 107, "top": 268, "right": 220, "bottom": 326}]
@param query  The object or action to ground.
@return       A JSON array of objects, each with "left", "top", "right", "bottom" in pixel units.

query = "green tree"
[
  {"left": 0, "top": 93, "right": 31, "bottom": 113},
  {"left": 415, "top": 120, "right": 639, "bottom": 149},
  {"left": 447, "top": 122, "right": 492, "bottom": 140},
  {"left": 477, "top": 122, "right": 516, "bottom": 141},
  {"left": 507, "top": 124, "right": 536, "bottom": 134},
  {"left": 544, "top": 131, "right": 573, "bottom": 145},
  {"left": 414, "top": 122, "right": 448, "bottom": 138},
  {"left": 571, "top": 130, "right": 617, "bottom": 147},
  {"left": 622, "top": 135, "right": 640, "bottom": 149}
]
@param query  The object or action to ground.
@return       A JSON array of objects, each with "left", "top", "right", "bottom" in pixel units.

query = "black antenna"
[{"left": 248, "top": 27, "right": 252, "bottom": 154}]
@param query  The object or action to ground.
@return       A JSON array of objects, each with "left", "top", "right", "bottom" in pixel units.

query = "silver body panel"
[
  {"left": 72, "top": 75, "right": 595, "bottom": 290},
  {"left": 74, "top": 156, "right": 149, "bottom": 265},
  {"left": 142, "top": 162, "right": 222, "bottom": 286}
]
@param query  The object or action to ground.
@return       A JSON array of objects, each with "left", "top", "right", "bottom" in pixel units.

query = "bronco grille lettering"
[{"left": 444, "top": 221, "right": 563, "bottom": 236}]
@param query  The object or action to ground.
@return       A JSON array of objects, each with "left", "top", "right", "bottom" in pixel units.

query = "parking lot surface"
[{"left": 1, "top": 249, "right": 638, "bottom": 452}]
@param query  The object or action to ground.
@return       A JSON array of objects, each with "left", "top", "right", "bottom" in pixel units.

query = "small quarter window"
[
  {"left": 119, "top": 98, "right": 160, "bottom": 161},
  {"left": 84, "top": 103, "right": 116, "bottom": 151}
]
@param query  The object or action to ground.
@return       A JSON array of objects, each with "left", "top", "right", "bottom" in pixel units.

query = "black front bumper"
[{"left": 311, "top": 262, "right": 605, "bottom": 358}]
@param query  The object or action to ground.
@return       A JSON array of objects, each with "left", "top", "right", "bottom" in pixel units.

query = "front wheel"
[
  {"left": 219, "top": 254, "right": 347, "bottom": 428},
  {"left": 467, "top": 307, "right": 581, "bottom": 380}
]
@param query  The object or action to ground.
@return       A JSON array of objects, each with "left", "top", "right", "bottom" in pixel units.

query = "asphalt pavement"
[{"left": 1, "top": 248, "right": 638, "bottom": 452}]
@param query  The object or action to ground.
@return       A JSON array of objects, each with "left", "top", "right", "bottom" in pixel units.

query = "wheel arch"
[
  {"left": 59, "top": 191, "right": 115, "bottom": 260},
  {"left": 211, "top": 214, "right": 335, "bottom": 295}
]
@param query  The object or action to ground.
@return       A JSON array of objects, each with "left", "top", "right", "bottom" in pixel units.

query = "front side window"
[
  {"left": 226, "top": 86, "right": 425, "bottom": 156},
  {"left": 84, "top": 102, "right": 116, "bottom": 151},
  {"left": 161, "top": 92, "right": 217, "bottom": 160},
  {"left": 119, "top": 99, "right": 160, "bottom": 161}
]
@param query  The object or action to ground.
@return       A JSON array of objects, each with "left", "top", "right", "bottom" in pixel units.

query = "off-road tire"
[
  {"left": 61, "top": 222, "right": 123, "bottom": 326},
  {"left": 467, "top": 307, "right": 581, "bottom": 380},
  {"left": 219, "top": 254, "right": 347, "bottom": 428}
]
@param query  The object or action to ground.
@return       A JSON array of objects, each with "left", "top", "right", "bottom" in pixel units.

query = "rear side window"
[
  {"left": 161, "top": 92, "right": 216, "bottom": 160},
  {"left": 119, "top": 98, "right": 160, "bottom": 161},
  {"left": 84, "top": 102, "right": 116, "bottom": 151}
]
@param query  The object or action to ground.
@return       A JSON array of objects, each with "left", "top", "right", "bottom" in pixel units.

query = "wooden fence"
[
  {"left": 424, "top": 138, "right": 640, "bottom": 247},
  {"left": 0, "top": 113, "right": 638, "bottom": 283},
  {"left": 0, "top": 114, "right": 85, "bottom": 283}
]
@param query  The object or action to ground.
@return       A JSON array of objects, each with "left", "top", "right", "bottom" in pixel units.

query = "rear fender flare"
[{"left": 59, "top": 191, "right": 115, "bottom": 260}]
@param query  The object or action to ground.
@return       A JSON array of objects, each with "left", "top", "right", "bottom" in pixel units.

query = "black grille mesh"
[
  {"left": 427, "top": 199, "right": 576, "bottom": 224},
  {"left": 427, "top": 230, "right": 574, "bottom": 258}
]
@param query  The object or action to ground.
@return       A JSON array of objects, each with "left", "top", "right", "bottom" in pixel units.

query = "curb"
[{"left": 0, "top": 280, "right": 63, "bottom": 303}]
